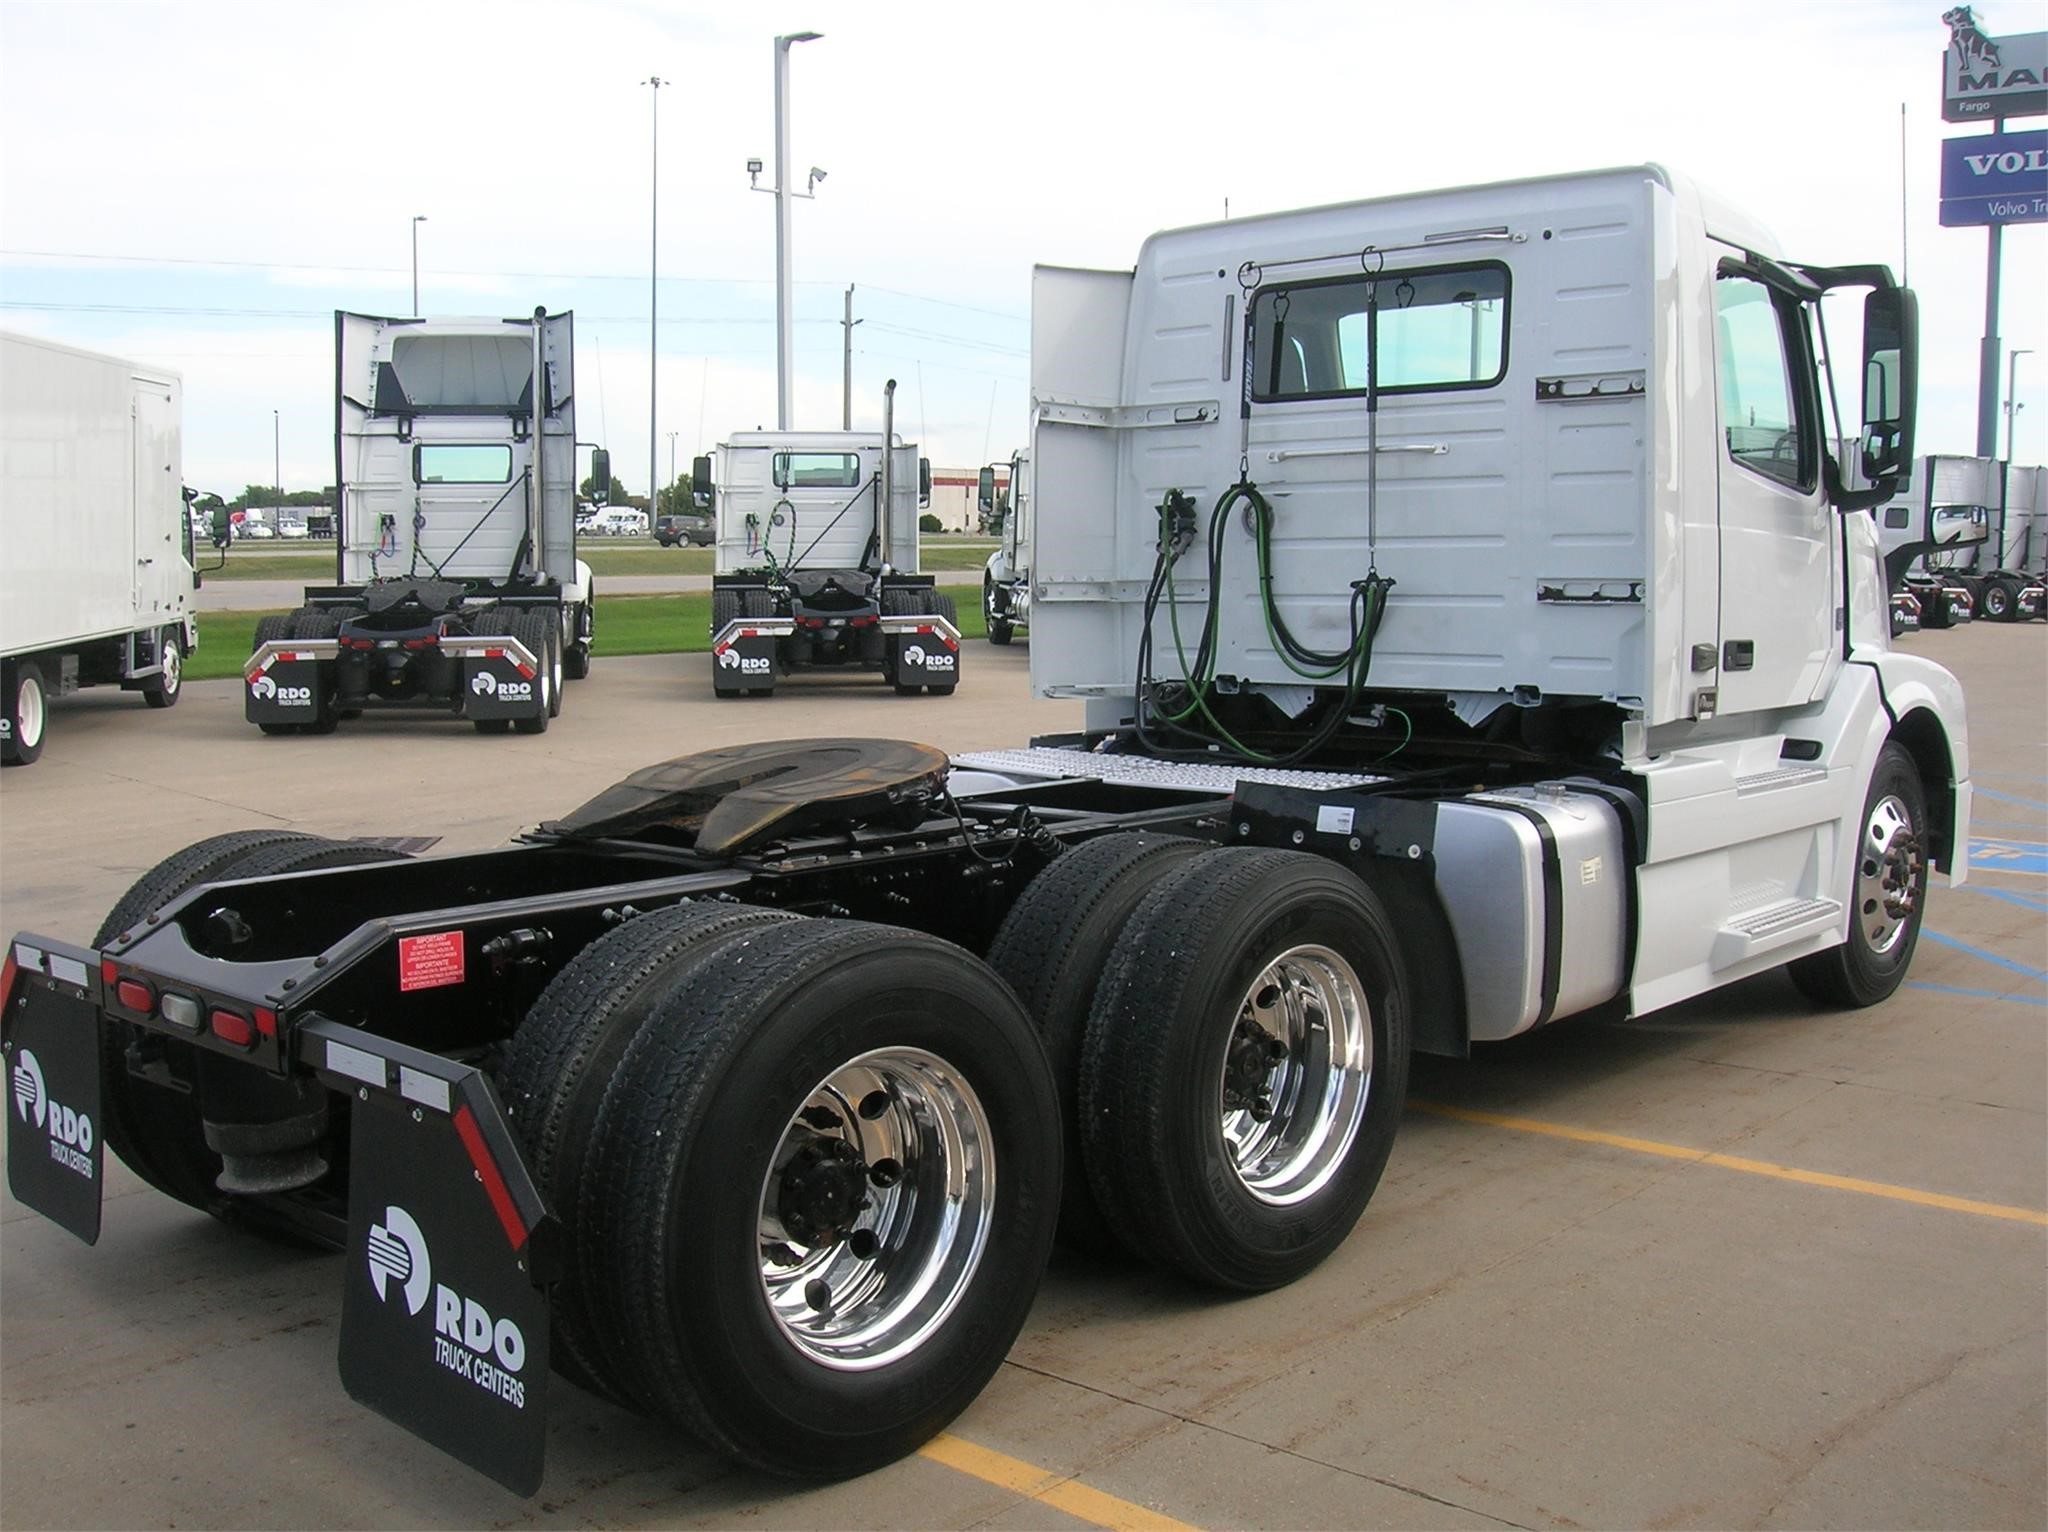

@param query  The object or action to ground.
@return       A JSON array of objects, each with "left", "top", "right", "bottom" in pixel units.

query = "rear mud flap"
[
  {"left": 885, "top": 620, "right": 962, "bottom": 689},
  {"left": 245, "top": 643, "right": 333, "bottom": 726},
  {"left": 3, "top": 936, "right": 105, "bottom": 1246},
  {"left": 711, "top": 620, "right": 785, "bottom": 694},
  {"left": 304, "top": 1019, "right": 557, "bottom": 1497},
  {"left": 459, "top": 638, "right": 545, "bottom": 721}
]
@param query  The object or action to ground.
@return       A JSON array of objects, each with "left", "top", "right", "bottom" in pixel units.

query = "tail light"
[
  {"left": 209, "top": 1009, "right": 256, "bottom": 1048},
  {"left": 114, "top": 977, "right": 155, "bottom": 1013}
]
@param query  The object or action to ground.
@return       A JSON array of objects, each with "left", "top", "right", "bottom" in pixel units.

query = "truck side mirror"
[
  {"left": 1929, "top": 504, "right": 1989, "bottom": 549},
  {"left": 1860, "top": 287, "right": 1917, "bottom": 484},
  {"left": 692, "top": 455, "right": 713, "bottom": 509},
  {"left": 589, "top": 447, "right": 611, "bottom": 505},
  {"left": 210, "top": 506, "right": 232, "bottom": 545},
  {"left": 976, "top": 466, "right": 995, "bottom": 512},
  {"left": 918, "top": 457, "right": 932, "bottom": 509}
]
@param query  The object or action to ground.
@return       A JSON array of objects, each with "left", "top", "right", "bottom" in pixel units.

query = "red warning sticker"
[{"left": 398, "top": 930, "right": 465, "bottom": 992}]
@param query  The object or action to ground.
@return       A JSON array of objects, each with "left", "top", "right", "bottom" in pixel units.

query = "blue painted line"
[
  {"left": 1969, "top": 839, "right": 2048, "bottom": 876},
  {"left": 1906, "top": 980, "right": 2048, "bottom": 1009},
  {"left": 1920, "top": 928, "right": 2048, "bottom": 984},
  {"left": 1954, "top": 884, "right": 2048, "bottom": 914},
  {"left": 1975, "top": 786, "right": 2048, "bottom": 812}
]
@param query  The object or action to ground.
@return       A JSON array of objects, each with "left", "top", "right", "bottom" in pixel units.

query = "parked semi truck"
[
  {"left": 4, "top": 166, "right": 1968, "bottom": 1496},
  {"left": 241, "top": 309, "right": 595, "bottom": 736},
  {"left": 699, "top": 381, "right": 959, "bottom": 697},
  {"left": 979, "top": 447, "right": 1032, "bottom": 645},
  {"left": 1, "top": 333, "right": 199, "bottom": 766},
  {"left": 1872, "top": 453, "right": 2048, "bottom": 627}
]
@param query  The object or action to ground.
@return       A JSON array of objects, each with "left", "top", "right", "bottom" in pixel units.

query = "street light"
[
  {"left": 272, "top": 409, "right": 280, "bottom": 528},
  {"left": 411, "top": 215, "right": 427, "bottom": 317},
  {"left": 749, "top": 30, "right": 823, "bottom": 430},
  {"left": 2006, "top": 348, "right": 2033, "bottom": 463},
  {"left": 645, "top": 75, "right": 666, "bottom": 526}
]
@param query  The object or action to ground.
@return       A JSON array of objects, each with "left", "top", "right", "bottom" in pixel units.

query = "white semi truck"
[
  {"left": 696, "top": 381, "right": 959, "bottom": 696},
  {"left": 3, "top": 166, "right": 1967, "bottom": 1495},
  {"left": 0, "top": 332, "right": 200, "bottom": 766},
  {"left": 241, "top": 309, "right": 595, "bottom": 736},
  {"left": 979, "top": 447, "right": 1032, "bottom": 644}
]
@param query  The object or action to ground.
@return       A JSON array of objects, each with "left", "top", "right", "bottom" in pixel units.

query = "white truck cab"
[{"left": 1022, "top": 164, "right": 1968, "bottom": 1028}]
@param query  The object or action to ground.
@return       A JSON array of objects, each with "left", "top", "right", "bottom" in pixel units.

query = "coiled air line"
[{"left": 1134, "top": 479, "right": 1393, "bottom": 766}]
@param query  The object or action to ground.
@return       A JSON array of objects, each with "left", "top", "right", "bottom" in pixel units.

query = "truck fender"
[{"left": 1858, "top": 654, "right": 1971, "bottom": 880}]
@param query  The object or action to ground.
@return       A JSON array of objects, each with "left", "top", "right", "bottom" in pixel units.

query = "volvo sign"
[{"left": 1939, "top": 129, "right": 2048, "bottom": 224}]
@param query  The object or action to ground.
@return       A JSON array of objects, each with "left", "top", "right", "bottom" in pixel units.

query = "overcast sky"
[{"left": 1, "top": 0, "right": 2043, "bottom": 495}]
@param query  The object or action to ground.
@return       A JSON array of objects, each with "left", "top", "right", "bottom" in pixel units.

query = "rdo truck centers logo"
[
  {"left": 367, "top": 1204, "right": 530, "bottom": 1408},
  {"left": 10, "top": 1047, "right": 95, "bottom": 1179}
]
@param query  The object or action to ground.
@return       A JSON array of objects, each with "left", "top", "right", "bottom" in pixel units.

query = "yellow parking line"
[
  {"left": 918, "top": 1432, "right": 1200, "bottom": 1532},
  {"left": 1412, "top": 1101, "right": 2048, "bottom": 1227}
]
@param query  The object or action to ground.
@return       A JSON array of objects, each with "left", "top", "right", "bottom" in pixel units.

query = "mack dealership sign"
[
  {"left": 1942, "top": 16, "right": 2047, "bottom": 122},
  {"left": 1939, "top": 129, "right": 2048, "bottom": 225}
]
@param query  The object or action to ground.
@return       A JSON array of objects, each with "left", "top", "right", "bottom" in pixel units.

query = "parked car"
[
  {"left": 654, "top": 512, "right": 713, "bottom": 547},
  {"left": 278, "top": 522, "right": 310, "bottom": 540}
]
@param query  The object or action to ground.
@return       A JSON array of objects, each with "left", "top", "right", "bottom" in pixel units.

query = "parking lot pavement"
[{"left": 1, "top": 628, "right": 2042, "bottom": 1530}]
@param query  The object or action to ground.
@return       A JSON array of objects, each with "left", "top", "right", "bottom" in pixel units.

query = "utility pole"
[
  {"left": 753, "top": 31, "right": 822, "bottom": 430},
  {"left": 644, "top": 76, "right": 666, "bottom": 518},
  {"left": 841, "top": 284, "right": 862, "bottom": 430},
  {"left": 666, "top": 430, "right": 679, "bottom": 507},
  {"left": 1974, "top": 113, "right": 2008, "bottom": 459}
]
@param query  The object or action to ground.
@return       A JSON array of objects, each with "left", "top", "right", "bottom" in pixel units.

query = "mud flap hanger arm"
[{"left": 298, "top": 1015, "right": 560, "bottom": 1285}]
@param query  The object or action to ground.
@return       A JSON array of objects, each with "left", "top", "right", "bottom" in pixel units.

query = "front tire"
[
  {"left": 1789, "top": 741, "right": 1930, "bottom": 1007},
  {"left": 143, "top": 628, "right": 183, "bottom": 708},
  {"left": 581, "top": 919, "right": 1060, "bottom": 1477},
  {"left": 1080, "top": 848, "right": 1410, "bottom": 1291},
  {"left": 984, "top": 580, "right": 1013, "bottom": 646}
]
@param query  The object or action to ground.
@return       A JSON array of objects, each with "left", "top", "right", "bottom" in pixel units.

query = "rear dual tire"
[
  {"left": 505, "top": 913, "right": 1059, "bottom": 1477},
  {"left": 994, "top": 839, "right": 1411, "bottom": 1291}
]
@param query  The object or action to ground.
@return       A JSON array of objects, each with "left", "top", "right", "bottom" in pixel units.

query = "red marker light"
[
  {"left": 115, "top": 978, "right": 155, "bottom": 1013},
  {"left": 209, "top": 1010, "right": 256, "bottom": 1048}
]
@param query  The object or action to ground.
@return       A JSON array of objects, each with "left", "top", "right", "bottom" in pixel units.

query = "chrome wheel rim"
[
  {"left": 1218, "top": 943, "right": 1372, "bottom": 1206},
  {"left": 758, "top": 1046, "right": 995, "bottom": 1371},
  {"left": 160, "top": 635, "right": 182, "bottom": 696},
  {"left": 1858, "top": 793, "right": 1923, "bottom": 954}
]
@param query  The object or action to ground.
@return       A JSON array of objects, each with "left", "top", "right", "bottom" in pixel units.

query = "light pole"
[
  {"left": 2006, "top": 348, "right": 2032, "bottom": 463},
  {"left": 644, "top": 76, "right": 666, "bottom": 522},
  {"left": 411, "top": 215, "right": 427, "bottom": 317},
  {"left": 666, "top": 430, "right": 679, "bottom": 508},
  {"left": 749, "top": 31, "right": 823, "bottom": 430},
  {"left": 272, "top": 409, "right": 280, "bottom": 527}
]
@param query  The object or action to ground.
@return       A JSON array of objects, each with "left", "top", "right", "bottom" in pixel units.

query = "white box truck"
[
  {"left": 2, "top": 165, "right": 1970, "bottom": 1495},
  {"left": 0, "top": 332, "right": 199, "bottom": 767},
  {"left": 697, "top": 380, "right": 959, "bottom": 696}
]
